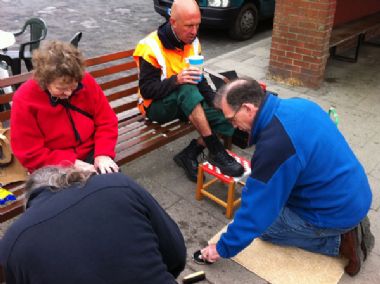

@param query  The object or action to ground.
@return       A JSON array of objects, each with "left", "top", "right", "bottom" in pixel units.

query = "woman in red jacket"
[{"left": 10, "top": 40, "right": 119, "bottom": 174}]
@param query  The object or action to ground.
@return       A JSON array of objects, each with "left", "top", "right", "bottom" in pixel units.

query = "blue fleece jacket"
[{"left": 216, "top": 94, "right": 372, "bottom": 258}]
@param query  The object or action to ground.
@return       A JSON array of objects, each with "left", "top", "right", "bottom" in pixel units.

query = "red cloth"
[{"left": 10, "top": 72, "right": 118, "bottom": 173}]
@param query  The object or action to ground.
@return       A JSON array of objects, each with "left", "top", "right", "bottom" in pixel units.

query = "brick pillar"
[{"left": 269, "top": 0, "right": 337, "bottom": 88}]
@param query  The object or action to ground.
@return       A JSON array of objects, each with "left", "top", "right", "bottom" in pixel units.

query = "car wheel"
[{"left": 229, "top": 3, "right": 259, "bottom": 41}]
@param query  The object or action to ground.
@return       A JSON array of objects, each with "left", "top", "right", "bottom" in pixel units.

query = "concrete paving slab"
[
  {"left": 354, "top": 132, "right": 380, "bottom": 174},
  {"left": 339, "top": 253, "right": 380, "bottom": 284},
  {"left": 165, "top": 199, "right": 225, "bottom": 256},
  {"left": 368, "top": 175, "right": 380, "bottom": 211}
]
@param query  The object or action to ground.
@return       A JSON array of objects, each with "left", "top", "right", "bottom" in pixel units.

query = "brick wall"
[{"left": 269, "top": 0, "right": 337, "bottom": 88}]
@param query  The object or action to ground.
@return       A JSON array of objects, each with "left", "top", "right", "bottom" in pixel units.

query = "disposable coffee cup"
[{"left": 186, "top": 55, "right": 204, "bottom": 82}]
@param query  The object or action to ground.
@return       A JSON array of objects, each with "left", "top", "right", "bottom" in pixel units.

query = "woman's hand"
[
  {"left": 94, "top": 155, "right": 119, "bottom": 174},
  {"left": 74, "top": 159, "right": 97, "bottom": 173},
  {"left": 201, "top": 244, "right": 220, "bottom": 263},
  {"left": 176, "top": 67, "right": 202, "bottom": 85}
]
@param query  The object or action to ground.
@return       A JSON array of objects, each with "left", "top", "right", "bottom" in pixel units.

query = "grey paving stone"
[
  {"left": 338, "top": 252, "right": 380, "bottom": 283},
  {"left": 368, "top": 175, "right": 380, "bottom": 211},
  {"left": 165, "top": 199, "right": 225, "bottom": 257},
  {"left": 355, "top": 132, "right": 380, "bottom": 174}
]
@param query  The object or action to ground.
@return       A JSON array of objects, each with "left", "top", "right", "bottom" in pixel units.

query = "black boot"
[
  {"left": 204, "top": 134, "right": 244, "bottom": 177},
  {"left": 173, "top": 139, "right": 204, "bottom": 182}
]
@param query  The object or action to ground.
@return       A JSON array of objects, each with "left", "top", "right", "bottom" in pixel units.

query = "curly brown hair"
[{"left": 32, "top": 40, "right": 85, "bottom": 89}]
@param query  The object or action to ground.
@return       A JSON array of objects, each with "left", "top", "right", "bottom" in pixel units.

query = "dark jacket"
[{"left": 0, "top": 173, "right": 186, "bottom": 284}]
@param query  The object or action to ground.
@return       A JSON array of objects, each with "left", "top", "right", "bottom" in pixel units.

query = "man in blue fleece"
[
  {"left": 0, "top": 166, "right": 186, "bottom": 284},
  {"left": 200, "top": 77, "right": 373, "bottom": 276}
]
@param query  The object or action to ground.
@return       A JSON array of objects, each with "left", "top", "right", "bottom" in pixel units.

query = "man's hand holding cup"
[
  {"left": 177, "top": 67, "right": 202, "bottom": 85},
  {"left": 176, "top": 55, "right": 204, "bottom": 85}
]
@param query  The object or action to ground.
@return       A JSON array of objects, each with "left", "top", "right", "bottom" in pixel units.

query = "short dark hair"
[{"left": 218, "top": 77, "right": 265, "bottom": 110}]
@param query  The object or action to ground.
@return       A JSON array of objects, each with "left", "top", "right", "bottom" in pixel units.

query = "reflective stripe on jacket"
[{"left": 133, "top": 31, "right": 201, "bottom": 114}]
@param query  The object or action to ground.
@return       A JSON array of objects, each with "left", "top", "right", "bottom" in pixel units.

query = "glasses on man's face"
[{"left": 225, "top": 105, "right": 243, "bottom": 123}]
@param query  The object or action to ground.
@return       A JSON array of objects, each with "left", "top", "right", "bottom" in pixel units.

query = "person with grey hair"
[
  {"left": 0, "top": 166, "right": 186, "bottom": 284},
  {"left": 199, "top": 77, "right": 373, "bottom": 276}
]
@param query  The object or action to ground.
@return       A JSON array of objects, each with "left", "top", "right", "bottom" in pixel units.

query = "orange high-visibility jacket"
[{"left": 133, "top": 31, "right": 201, "bottom": 114}]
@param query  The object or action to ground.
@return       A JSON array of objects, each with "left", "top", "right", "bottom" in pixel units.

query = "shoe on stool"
[
  {"left": 173, "top": 139, "right": 204, "bottom": 182},
  {"left": 208, "top": 149, "right": 244, "bottom": 177},
  {"left": 340, "top": 227, "right": 362, "bottom": 276}
]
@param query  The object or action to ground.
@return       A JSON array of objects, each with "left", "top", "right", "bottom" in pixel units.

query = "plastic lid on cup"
[{"left": 186, "top": 55, "right": 204, "bottom": 65}]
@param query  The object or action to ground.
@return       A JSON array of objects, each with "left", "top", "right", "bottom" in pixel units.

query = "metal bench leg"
[{"left": 330, "top": 33, "right": 364, "bottom": 63}]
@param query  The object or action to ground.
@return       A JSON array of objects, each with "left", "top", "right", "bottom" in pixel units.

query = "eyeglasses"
[{"left": 225, "top": 104, "right": 243, "bottom": 123}]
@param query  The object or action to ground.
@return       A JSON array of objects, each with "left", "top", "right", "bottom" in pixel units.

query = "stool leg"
[
  {"left": 226, "top": 182, "right": 236, "bottom": 219},
  {"left": 195, "top": 165, "right": 204, "bottom": 200}
]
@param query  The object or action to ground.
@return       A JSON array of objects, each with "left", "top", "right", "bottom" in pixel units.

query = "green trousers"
[{"left": 146, "top": 85, "right": 234, "bottom": 137}]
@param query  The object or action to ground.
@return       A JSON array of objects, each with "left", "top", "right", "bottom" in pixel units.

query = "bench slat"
[
  {"left": 117, "top": 120, "right": 192, "bottom": 153},
  {"left": 0, "top": 182, "right": 26, "bottom": 223},
  {"left": 89, "top": 61, "right": 137, "bottom": 78},
  {"left": 118, "top": 122, "right": 174, "bottom": 146},
  {"left": 118, "top": 113, "right": 144, "bottom": 127},
  {"left": 99, "top": 73, "right": 139, "bottom": 90},
  {"left": 107, "top": 86, "right": 138, "bottom": 102},
  {"left": 119, "top": 121, "right": 151, "bottom": 137},
  {"left": 0, "top": 92, "right": 14, "bottom": 104},
  {"left": 0, "top": 110, "right": 11, "bottom": 121},
  {"left": 113, "top": 101, "right": 138, "bottom": 115},
  {"left": 85, "top": 49, "right": 135, "bottom": 66},
  {"left": 118, "top": 118, "right": 187, "bottom": 138},
  {"left": 0, "top": 200, "right": 25, "bottom": 223},
  {"left": 115, "top": 123, "right": 194, "bottom": 165},
  {"left": 0, "top": 72, "right": 32, "bottom": 88}
]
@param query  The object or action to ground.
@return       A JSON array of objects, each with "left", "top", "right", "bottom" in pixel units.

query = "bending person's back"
[{"left": 0, "top": 167, "right": 186, "bottom": 284}]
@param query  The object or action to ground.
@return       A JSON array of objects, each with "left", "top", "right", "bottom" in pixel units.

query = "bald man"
[{"left": 133, "top": 0, "right": 243, "bottom": 182}]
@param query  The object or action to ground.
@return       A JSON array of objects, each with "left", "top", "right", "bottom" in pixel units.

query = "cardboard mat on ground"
[{"left": 210, "top": 225, "right": 346, "bottom": 284}]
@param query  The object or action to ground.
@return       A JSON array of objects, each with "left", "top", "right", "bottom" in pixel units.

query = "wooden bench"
[
  {"left": 329, "top": 12, "right": 380, "bottom": 62},
  {"left": 0, "top": 49, "right": 237, "bottom": 281},
  {"left": 0, "top": 48, "right": 200, "bottom": 225}
]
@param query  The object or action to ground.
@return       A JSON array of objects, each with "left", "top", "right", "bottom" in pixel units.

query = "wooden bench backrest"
[
  {"left": 329, "top": 12, "right": 380, "bottom": 47},
  {"left": 1, "top": 49, "right": 195, "bottom": 167},
  {"left": 85, "top": 49, "right": 139, "bottom": 118},
  {"left": 0, "top": 72, "right": 32, "bottom": 123},
  {"left": 0, "top": 49, "right": 139, "bottom": 123}
]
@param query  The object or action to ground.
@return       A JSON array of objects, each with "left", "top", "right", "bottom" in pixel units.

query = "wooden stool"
[{"left": 195, "top": 151, "right": 251, "bottom": 218}]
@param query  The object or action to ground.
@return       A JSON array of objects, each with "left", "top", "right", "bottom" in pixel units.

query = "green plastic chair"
[
  {"left": 1, "top": 17, "right": 47, "bottom": 74},
  {"left": 70, "top": 32, "right": 82, "bottom": 48}
]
